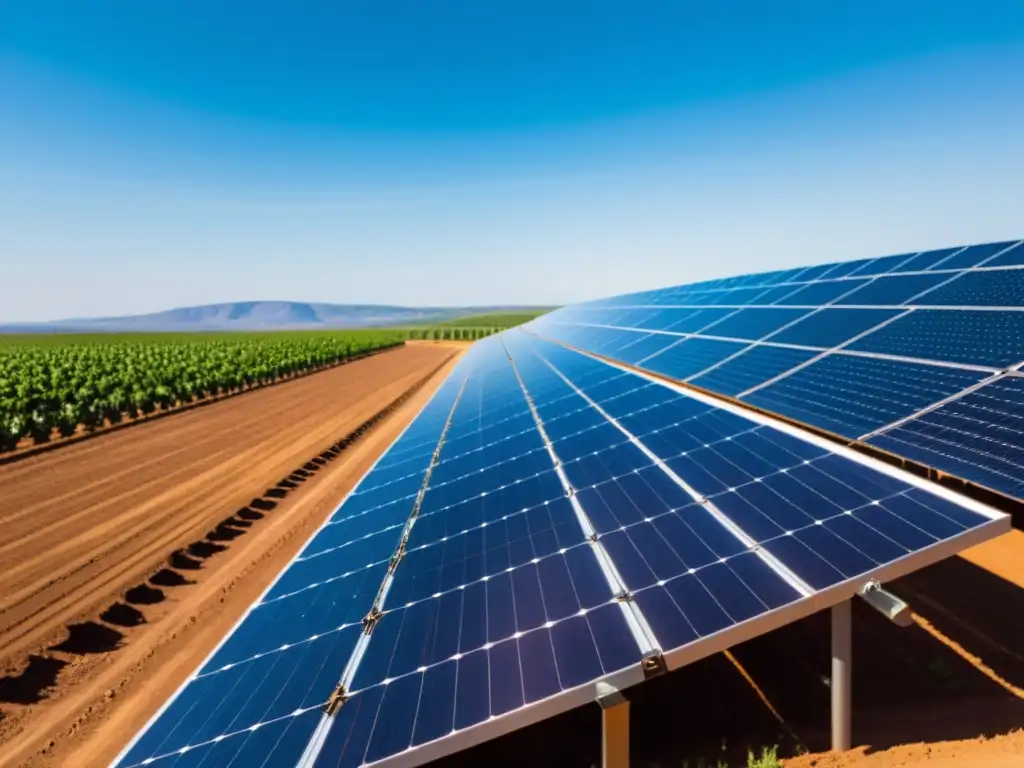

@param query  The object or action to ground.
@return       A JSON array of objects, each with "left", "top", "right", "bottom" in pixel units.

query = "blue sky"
[{"left": 2, "top": 2, "right": 1024, "bottom": 321}]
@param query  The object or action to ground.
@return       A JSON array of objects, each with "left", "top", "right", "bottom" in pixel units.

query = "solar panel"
[
  {"left": 868, "top": 375, "right": 1024, "bottom": 499},
  {"left": 115, "top": 322, "right": 1008, "bottom": 768},
  {"left": 529, "top": 238, "right": 1024, "bottom": 502}
]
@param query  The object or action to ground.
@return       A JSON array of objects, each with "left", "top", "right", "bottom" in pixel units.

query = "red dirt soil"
[{"left": 0, "top": 343, "right": 463, "bottom": 767}]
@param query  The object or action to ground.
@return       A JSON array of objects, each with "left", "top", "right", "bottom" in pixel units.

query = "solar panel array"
[
  {"left": 115, "top": 279, "right": 1009, "bottom": 768},
  {"left": 527, "top": 239, "right": 1024, "bottom": 501}
]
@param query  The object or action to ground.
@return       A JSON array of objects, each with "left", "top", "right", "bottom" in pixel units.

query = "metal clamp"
[
  {"left": 323, "top": 683, "right": 348, "bottom": 717},
  {"left": 362, "top": 606, "right": 383, "bottom": 634}
]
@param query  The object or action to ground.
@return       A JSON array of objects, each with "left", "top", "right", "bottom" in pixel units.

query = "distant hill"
[{"left": 0, "top": 301, "right": 553, "bottom": 333}]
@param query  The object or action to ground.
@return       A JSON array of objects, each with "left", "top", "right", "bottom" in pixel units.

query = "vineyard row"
[{"left": 0, "top": 331, "right": 404, "bottom": 452}]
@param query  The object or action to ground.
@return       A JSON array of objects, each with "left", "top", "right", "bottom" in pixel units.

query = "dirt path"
[{"left": 0, "top": 343, "right": 463, "bottom": 767}]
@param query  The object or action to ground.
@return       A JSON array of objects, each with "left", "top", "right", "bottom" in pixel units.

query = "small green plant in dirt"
[
  {"left": 926, "top": 656, "right": 963, "bottom": 692},
  {"left": 746, "top": 745, "right": 782, "bottom": 768}
]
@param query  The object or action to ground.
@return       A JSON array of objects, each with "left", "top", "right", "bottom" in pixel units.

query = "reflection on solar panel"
[
  {"left": 529, "top": 239, "right": 1024, "bottom": 504},
  {"left": 115, "top": 247, "right": 1011, "bottom": 768}
]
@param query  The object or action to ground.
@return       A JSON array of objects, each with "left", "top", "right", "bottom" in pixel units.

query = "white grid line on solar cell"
[
  {"left": 323, "top": 383, "right": 668, "bottom": 530},
  {"left": 845, "top": 250, "right": 922, "bottom": 277},
  {"left": 739, "top": 359, "right": 986, "bottom": 438},
  {"left": 672, "top": 303, "right": 838, "bottom": 382},
  {"left": 121, "top": 706, "right": 325, "bottom": 767},
  {"left": 287, "top": 376, "right": 762, "bottom": 595},
  {"left": 735, "top": 309, "right": 933, "bottom": 396},
  {"left": 109, "top": 361, "right": 468, "bottom": 768},
  {"left": 195, "top": 537, "right": 604, "bottom": 681},
  {"left": 872, "top": 428, "right": 1024, "bottom": 499},
  {"left": 858, "top": 371, "right": 1009, "bottom": 441},
  {"left": 924, "top": 245, "right": 971, "bottom": 271},
  {"left": 297, "top": 372, "right": 474, "bottom": 768},
  {"left": 503, "top": 338, "right": 661, "bottom": 655},
  {"left": 865, "top": 376, "right": 1024, "bottom": 493},
  {"left": 549, "top": 332, "right": 1004, "bottom": 522},
  {"left": 358, "top": 382, "right": 646, "bottom": 500},
  {"left": 530, "top": 311, "right": 1005, "bottom": 384},
  {"left": 530, "top": 344, "right": 814, "bottom": 598}
]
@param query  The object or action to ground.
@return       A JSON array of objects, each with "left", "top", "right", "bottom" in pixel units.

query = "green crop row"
[
  {"left": 0, "top": 330, "right": 403, "bottom": 452},
  {"left": 400, "top": 327, "right": 503, "bottom": 341}
]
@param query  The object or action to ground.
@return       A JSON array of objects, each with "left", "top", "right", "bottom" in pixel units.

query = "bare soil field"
[{"left": 0, "top": 343, "right": 463, "bottom": 767}]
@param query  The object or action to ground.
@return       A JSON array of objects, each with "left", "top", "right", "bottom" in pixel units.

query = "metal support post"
[
  {"left": 598, "top": 687, "right": 629, "bottom": 768},
  {"left": 831, "top": 599, "right": 852, "bottom": 752}
]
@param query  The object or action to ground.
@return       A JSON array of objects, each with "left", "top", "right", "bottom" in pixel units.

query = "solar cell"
[
  {"left": 689, "top": 344, "right": 820, "bottom": 396},
  {"left": 612, "top": 332, "right": 680, "bottom": 364},
  {"left": 753, "top": 283, "right": 805, "bottom": 304},
  {"left": 843, "top": 256, "right": 892, "bottom": 277},
  {"left": 788, "top": 262, "right": 840, "bottom": 283},
  {"left": 848, "top": 310, "right": 1024, "bottom": 369},
  {"left": 868, "top": 375, "right": 1024, "bottom": 498},
  {"left": 641, "top": 337, "right": 749, "bottom": 380},
  {"left": 772, "top": 278, "right": 868, "bottom": 306},
  {"left": 980, "top": 241, "right": 1024, "bottom": 267},
  {"left": 890, "top": 247, "right": 962, "bottom": 273},
  {"left": 868, "top": 252, "right": 920, "bottom": 274},
  {"left": 698, "top": 307, "right": 810, "bottom": 340},
  {"left": 657, "top": 307, "right": 736, "bottom": 332},
  {"left": 766, "top": 267, "right": 812, "bottom": 285},
  {"left": 572, "top": 327, "right": 641, "bottom": 356},
  {"left": 832, "top": 273, "right": 951, "bottom": 306},
  {"left": 724, "top": 286, "right": 786, "bottom": 306},
  {"left": 928, "top": 241, "right": 1021, "bottom": 271},
  {"left": 918, "top": 268, "right": 1024, "bottom": 307},
  {"left": 821, "top": 258, "right": 878, "bottom": 280},
  {"left": 740, "top": 354, "right": 986, "bottom": 439},
  {"left": 767, "top": 308, "right": 905, "bottom": 348}
]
